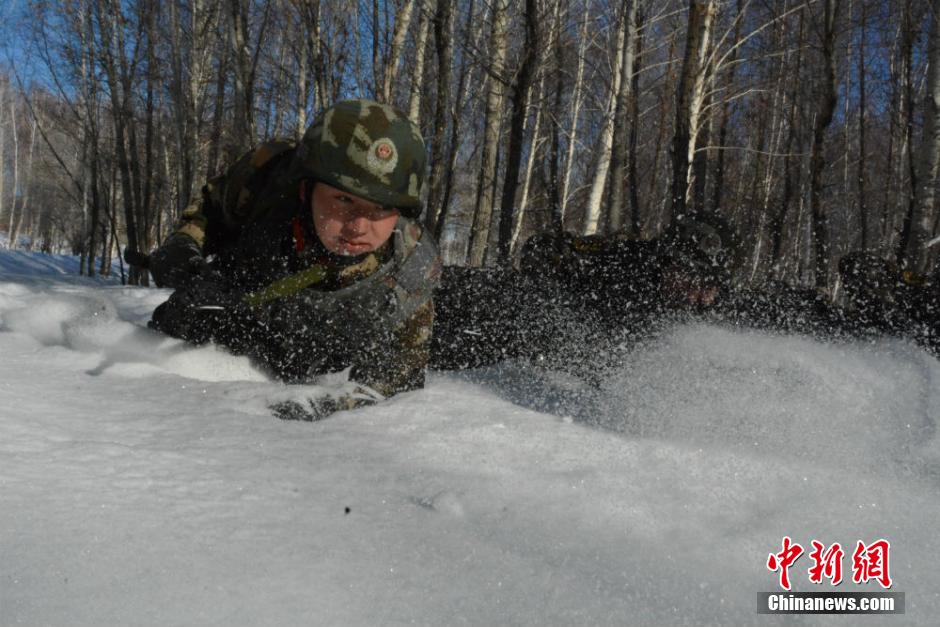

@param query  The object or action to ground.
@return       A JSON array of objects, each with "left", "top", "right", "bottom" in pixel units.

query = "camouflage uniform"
[{"left": 147, "top": 100, "right": 441, "bottom": 412}]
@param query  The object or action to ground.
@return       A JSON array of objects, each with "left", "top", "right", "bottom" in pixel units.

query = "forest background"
[{"left": 1, "top": 0, "right": 939, "bottom": 291}]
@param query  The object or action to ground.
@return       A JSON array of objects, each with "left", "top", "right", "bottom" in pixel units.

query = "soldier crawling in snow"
[
  {"left": 430, "top": 212, "right": 939, "bottom": 377},
  {"left": 430, "top": 212, "right": 740, "bottom": 375},
  {"left": 138, "top": 100, "right": 936, "bottom": 421},
  {"left": 136, "top": 99, "right": 441, "bottom": 420}
]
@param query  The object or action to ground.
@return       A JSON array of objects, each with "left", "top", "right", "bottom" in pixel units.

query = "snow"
[{"left": 2, "top": 249, "right": 939, "bottom": 625}]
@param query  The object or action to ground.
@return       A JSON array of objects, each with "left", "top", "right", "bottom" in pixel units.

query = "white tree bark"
[
  {"left": 467, "top": 0, "right": 509, "bottom": 266},
  {"left": 8, "top": 98, "right": 19, "bottom": 246},
  {"left": 560, "top": 0, "right": 592, "bottom": 225},
  {"left": 583, "top": 7, "right": 627, "bottom": 235},
  {"left": 407, "top": 0, "right": 431, "bottom": 123},
  {"left": 510, "top": 73, "right": 546, "bottom": 253},
  {"left": 670, "top": 0, "right": 717, "bottom": 221},
  {"left": 683, "top": 0, "right": 716, "bottom": 208},
  {"left": 382, "top": 0, "right": 416, "bottom": 104},
  {"left": 17, "top": 118, "right": 37, "bottom": 246}
]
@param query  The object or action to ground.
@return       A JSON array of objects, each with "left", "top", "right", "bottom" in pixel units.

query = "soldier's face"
[{"left": 311, "top": 182, "right": 400, "bottom": 256}]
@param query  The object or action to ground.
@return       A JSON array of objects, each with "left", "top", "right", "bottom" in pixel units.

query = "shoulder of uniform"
[
  {"left": 247, "top": 138, "right": 298, "bottom": 168},
  {"left": 217, "top": 138, "right": 300, "bottom": 224},
  {"left": 393, "top": 218, "right": 441, "bottom": 294}
]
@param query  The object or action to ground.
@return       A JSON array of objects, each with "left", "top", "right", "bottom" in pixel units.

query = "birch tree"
[
  {"left": 496, "top": 0, "right": 539, "bottom": 262},
  {"left": 423, "top": 0, "right": 455, "bottom": 236},
  {"left": 559, "top": 0, "right": 592, "bottom": 225},
  {"left": 467, "top": 0, "right": 509, "bottom": 266},
  {"left": 670, "top": 0, "right": 717, "bottom": 222},
  {"left": 809, "top": 0, "right": 840, "bottom": 289},
  {"left": 902, "top": 0, "right": 940, "bottom": 274},
  {"left": 607, "top": 0, "right": 640, "bottom": 233},
  {"left": 381, "top": 0, "right": 416, "bottom": 103},
  {"left": 582, "top": 4, "right": 628, "bottom": 235},
  {"left": 407, "top": 0, "right": 431, "bottom": 122}
]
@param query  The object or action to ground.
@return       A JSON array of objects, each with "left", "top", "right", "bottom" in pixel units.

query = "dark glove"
[
  {"left": 270, "top": 397, "right": 345, "bottom": 422},
  {"left": 147, "top": 236, "right": 207, "bottom": 288},
  {"left": 149, "top": 269, "right": 254, "bottom": 347}
]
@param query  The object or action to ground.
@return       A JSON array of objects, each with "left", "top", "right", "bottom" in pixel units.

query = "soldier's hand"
[
  {"left": 270, "top": 397, "right": 344, "bottom": 421},
  {"left": 147, "top": 236, "right": 206, "bottom": 288},
  {"left": 270, "top": 385, "right": 384, "bottom": 422},
  {"left": 150, "top": 271, "right": 253, "bottom": 346}
]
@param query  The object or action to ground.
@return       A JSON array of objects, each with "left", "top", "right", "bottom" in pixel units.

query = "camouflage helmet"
[{"left": 292, "top": 99, "right": 427, "bottom": 217}]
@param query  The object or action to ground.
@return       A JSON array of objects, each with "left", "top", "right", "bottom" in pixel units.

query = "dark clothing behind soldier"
[
  {"left": 431, "top": 216, "right": 731, "bottom": 376},
  {"left": 139, "top": 100, "right": 441, "bottom": 419},
  {"left": 837, "top": 250, "right": 939, "bottom": 352},
  {"left": 432, "top": 215, "right": 939, "bottom": 379}
]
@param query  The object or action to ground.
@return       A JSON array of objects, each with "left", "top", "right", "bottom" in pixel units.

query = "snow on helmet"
[{"left": 292, "top": 99, "right": 427, "bottom": 217}]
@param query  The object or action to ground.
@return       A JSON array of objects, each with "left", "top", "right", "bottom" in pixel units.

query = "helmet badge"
[
  {"left": 376, "top": 141, "right": 394, "bottom": 160},
  {"left": 366, "top": 138, "right": 398, "bottom": 177}
]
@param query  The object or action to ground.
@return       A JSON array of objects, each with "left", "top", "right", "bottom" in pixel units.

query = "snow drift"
[{"left": 1, "top": 251, "right": 939, "bottom": 625}]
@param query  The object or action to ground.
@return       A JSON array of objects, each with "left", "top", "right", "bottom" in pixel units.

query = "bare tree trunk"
[
  {"left": 16, "top": 118, "right": 38, "bottom": 249},
  {"left": 89, "top": 140, "right": 103, "bottom": 276},
  {"left": 207, "top": 31, "right": 229, "bottom": 176},
  {"left": 372, "top": 0, "right": 382, "bottom": 98},
  {"left": 511, "top": 71, "right": 547, "bottom": 254},
  {"left": 229, "top": 0, "right": 255, "bottom": 156},
  {"left": 547, "top": 0, "right": 565, "bottom": 233},
  {"left": 168, "top": 0, "right": 211, "bottom": 213},
  {"left": 0, "top": 86, "right": 6, "bottom": 246},
  {"left": 896, "top": 0, "right": 917, "bottom": 264},
  {"left": 560, "top": 0, "right": 592, "bottom": 224},
  {"left": 467, "top": 0, "right": 508, "bottom": 266},
  {"left": 809, "top": 0, "right": 840, "bottom": 290},
  {"left": 583, "top": 3, "right": 627, "bottom": 234},
  {"left": 143, "top": 31, "right": 157, "bottom": 260},
  {"left": 407, "top": 0, "right": 431, "bottom": 122},
  {"left": 903, "top": 0, "right": 940, "bottom": 273},
  {"left": 96, "top": 0, "right": 141, "bottom": 282},
  {"left": 690, "top": 86, "right": 712, "bottom": 216},
  {"left": 8, "top": 98, "right": 20, "bottom": 247},
  {"left": 295, "top": 0, "right": 323, "bottom": 128},
  {"left": 381, "top": 0, "right": 416, "bottom": 103},
  {"left": 424, "top": 0, "right": 455, "bottom": 235},
  {"left": 857, "top": 0, "right": 868, "bottom": 249},
  {"left": 627, "top": 5, "right": 645, "bottom": 236},
  {"left": 769, "top": 5, "right": 805, "bottom": 278},
  {"left": 99, "top": 205, "right": 112, "bottom": 277},
  {"left": 711, "top": 0, "right": 744, "bottom": 217},
  {"left": 670, "top": 0, "right": 717, "bottom": 222},
  {"left": 881, "top": 19, "right": 903, "bottom": 252},
  {"left": 650, "top": 30, "right": 680, "bottom": 234},
  {"left": 608, "top": 0, "right": 640, "bottom": 234},
  {"left": 81, "top": 0, "right": 99, "bottom": 274},
  {"left": 497, "top": 0, "right": 539, "bottom": 262},
  {"left": 749, "top": 61, "right": 788, "bottom": 282},
  {"left": 435, "top": 0, "right": 480, "bottom": 243},
  {"left": 295, "top": 6, "right": 309, "bottom": 137}
]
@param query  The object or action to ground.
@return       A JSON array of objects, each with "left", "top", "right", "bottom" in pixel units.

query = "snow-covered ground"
[{"left": 1, "top": 248, "right": 939, "bottom": 626}]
